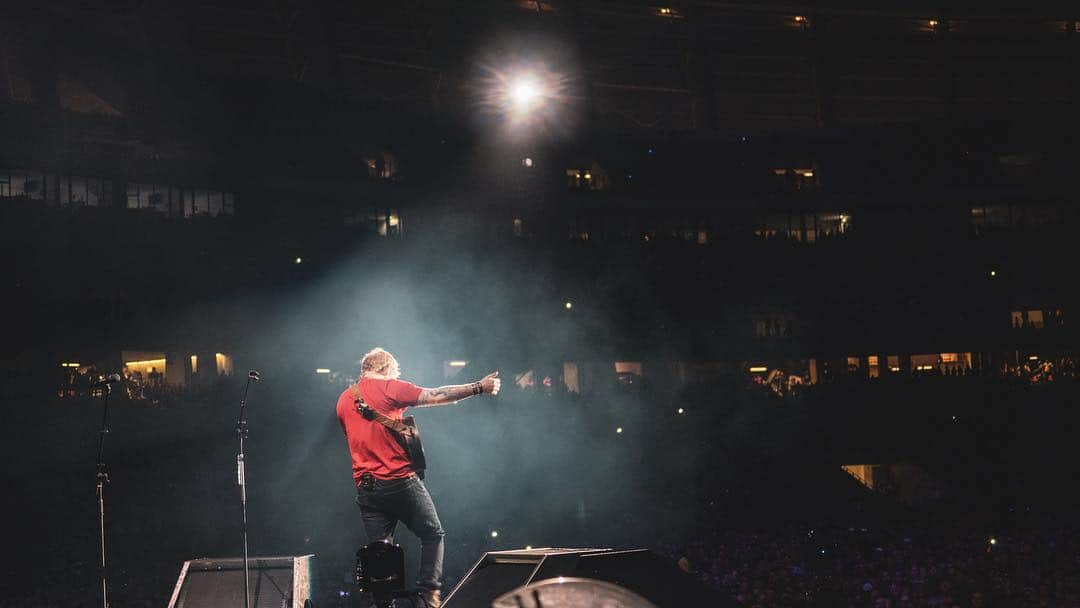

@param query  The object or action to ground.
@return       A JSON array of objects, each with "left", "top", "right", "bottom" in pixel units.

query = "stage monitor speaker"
[
  {"left": 166, "top": 554, "right": 314, "bottom": 608},
  {"left": 442, "top": 547, "right": 723, "bottom": 608}
]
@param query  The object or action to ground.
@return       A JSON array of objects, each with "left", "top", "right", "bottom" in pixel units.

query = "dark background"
[{"left": 1, "top": 2, "right": 1078, "bottom": 606}]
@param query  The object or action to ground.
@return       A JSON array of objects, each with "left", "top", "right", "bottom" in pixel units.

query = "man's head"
[{"left": 360, "top": 347, "right": 400, "bottom": 379}]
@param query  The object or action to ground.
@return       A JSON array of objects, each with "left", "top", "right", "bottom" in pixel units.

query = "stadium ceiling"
[{"left": 2, "top": 1, "right": 1076, "bottom": 134}]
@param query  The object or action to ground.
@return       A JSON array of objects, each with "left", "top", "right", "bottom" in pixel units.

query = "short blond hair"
[{"left": 360, "top": 347, "right": 400, "bottom": 379}]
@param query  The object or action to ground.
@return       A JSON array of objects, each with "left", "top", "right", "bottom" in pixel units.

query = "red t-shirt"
[{"left": 336, "top": 377, "right": 423, "bottom": 483}]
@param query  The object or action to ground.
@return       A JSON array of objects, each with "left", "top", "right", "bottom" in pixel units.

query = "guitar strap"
[{"left": 350, "top": 383, "right": 415, "bottom": 437}]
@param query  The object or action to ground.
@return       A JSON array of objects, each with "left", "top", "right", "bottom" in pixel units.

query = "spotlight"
[
  {"left": 616, "top": 427, "right": 623, "bottom": 434},
  {"left": 480, "top": 59, "right": 571, "bottom": 136},
  {"left": 677, "top": 408, "right": 685, "bottom": 414},
  {"left": 295, "top": 257, "right": 302, "bottom": 264},
  {"left": 564, "top": 301, "right": 572, "bottom": 310},
  {"left": 989, "top": 538, "right": 997, "bottom": 545},
  {"left": 509, "top": 76, "right": 541, "bottom": 110},
  {"left": 490, "top": 530, "right": 499, "bottom": 538},
  {"left": 989, "top": 270, "right": 996, "bottom": 277}
]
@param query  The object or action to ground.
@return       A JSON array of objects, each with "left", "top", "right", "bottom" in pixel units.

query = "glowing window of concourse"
[
  {"left": 614, "top": 361, "right": 643, "bottom": 376},
  {"left": 1027, "top": 310, "right": 1045, "bottom": 328},
  {"left": 216, "top": 353, "right": 234, "bottom": 376},
  {"left": 887, "top": 356, "right": 900, "bottom": 372},
  {"left": 911, "top": 354, "right": 947, "bottom": 372},
  {"left": 868, "top": 356, "right": 880, "bottom": 378},
  {"left": 563, "top": 362, "right": 580, "bottom": 394},
  {"left": 122, "top": 351, "right": 167, "bottom": 377}
]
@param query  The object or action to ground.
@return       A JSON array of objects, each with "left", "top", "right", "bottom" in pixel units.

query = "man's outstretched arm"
[{"left": 414, "top": 372, "right": 500, "bottom": 407}]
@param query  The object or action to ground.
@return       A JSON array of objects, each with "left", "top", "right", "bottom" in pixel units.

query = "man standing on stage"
[{"left": 337, "top": 347, "right": 500, "bottom": 608}]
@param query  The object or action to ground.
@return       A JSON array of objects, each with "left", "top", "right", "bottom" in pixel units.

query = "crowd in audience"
[{"left": 663, "top": 516, "right": 1080, "bottom": 607}]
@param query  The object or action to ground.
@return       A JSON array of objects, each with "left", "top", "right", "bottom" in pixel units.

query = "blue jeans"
[{"left": 355, "top": 475, "right": 445, "bottom": 591}]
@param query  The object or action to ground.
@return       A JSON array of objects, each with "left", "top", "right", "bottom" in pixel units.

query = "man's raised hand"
[{"left": 480, "top": 371, "right": 501, "bottom": 395}]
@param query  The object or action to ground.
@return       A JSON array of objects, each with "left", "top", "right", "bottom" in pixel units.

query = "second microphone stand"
[
  {"left": 236, "top": 369, "right": 261, "bottom": 608},
  {"left": 94, "top": 378, "right": 115, "bottom": 608}
]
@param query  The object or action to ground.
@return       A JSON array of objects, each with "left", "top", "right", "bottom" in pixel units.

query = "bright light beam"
[
  {"left": 509, "top": 76, "right": 542, "bottom": 112},
  {"left": 476, "top": 60, "right": 572, "bottom": 136}
]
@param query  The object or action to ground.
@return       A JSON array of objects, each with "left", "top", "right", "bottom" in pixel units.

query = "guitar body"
[{"left": 396, "top": 416, "right": 427, "bottom": 479}]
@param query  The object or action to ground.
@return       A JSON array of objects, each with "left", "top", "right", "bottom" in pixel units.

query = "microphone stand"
[
  {"left": 236, "top": 370, "right": 260, "bottom": 608},
  {"left": 94, "top": 379, "right": 114, "bottom": 608}
]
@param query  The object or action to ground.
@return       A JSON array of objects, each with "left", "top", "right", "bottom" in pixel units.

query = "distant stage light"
[
  {"left": 315, "top": 368, "right": 331, "bottom": 374},
  {"left": 616, "top": 427, "right": 623, "bottom": 434},
  {"left": 478, "top": 60, "right": 570, "bottom": 135},
  {"left": 509, "top": 76, "right": 541, "bottom": 110},
  {"left": 989, "top": 270, "right": 996, "bottom": 277},
  {"left": 295, "top": 257, "right": 303, "bottom": 264},
  {"left": 564, "top": 301, "right": 572, "bottom": 310},
  {"left": 989, "top": 537, "right": 997, "bottom": 545},
  {"left": 525, "top": 545, "right": 532, "bottom": 550},
  {"left": 677, "top": 408, "right": 685, "bottom": 414},
  {"left": 490, "top": 530, "right": 499, "bottom": 538}
]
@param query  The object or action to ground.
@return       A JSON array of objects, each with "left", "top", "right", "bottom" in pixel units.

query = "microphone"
[
  {"left": 93, "top": 374, "right": 123, "bottom": 387},
  {"left": 248, "top": 370, "right": 262, "bottom": 382}
]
